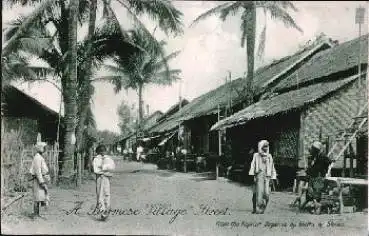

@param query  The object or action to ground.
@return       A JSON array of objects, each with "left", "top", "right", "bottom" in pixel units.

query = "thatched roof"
[
  {"left": 211, "top": 75, "right": 359, "bottom": 131},
  {"left": 157, "top": 98, "right": 189, "bottom": 123},
  {"left": 273, "top": 34, "right": 368, "bottom": 92},
  {"left": 2, "top": 85, "right": 62, "bottom": 119},
  {"left": 148, "top": 36, "right": 334, "bottom": 134},
  {"left": 142, "top": 110, "right": 163, "bottom": 131}
]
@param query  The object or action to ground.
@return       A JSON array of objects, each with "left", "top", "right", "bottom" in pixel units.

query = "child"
[{"left": 93, "top": 144, "right": 115, "bottom": 221}]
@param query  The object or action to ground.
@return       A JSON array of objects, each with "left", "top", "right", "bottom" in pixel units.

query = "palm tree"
[
  {"left": 75, "top": 0, "right": 97, "bottom": 158},
  {"left": 3, "top": 0, "right": 91, "bottom": 178},
  {"left": 101, "top": 28, "right": 182, "bottom": 127},
  {"left": 3, "top": 0, "right": 183, "bottom": 180},
  {"left": 191, "top": 1, "right": 303, "bottom": 104},
  {"left": 62, "top": 0, "right": 79, "bottom": 178},
  {"left": 76, "top": 0, "right": 184, "bottom": 156}
]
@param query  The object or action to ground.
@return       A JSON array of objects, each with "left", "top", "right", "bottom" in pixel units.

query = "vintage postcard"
[{"left": 1, "top": 1, "right": 368, "bottom": 235}]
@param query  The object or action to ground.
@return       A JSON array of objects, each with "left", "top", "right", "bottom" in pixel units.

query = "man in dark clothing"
[
  {"left": 306, "top": 141, "right": 331, "bottom": 178},
  {"left": 300, "top": 141, "right": 334, "bottom": 213}
]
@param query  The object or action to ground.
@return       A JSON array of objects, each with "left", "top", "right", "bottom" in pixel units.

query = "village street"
[{"left": 1, "top": 158, "right": 367, "bottom": 236}]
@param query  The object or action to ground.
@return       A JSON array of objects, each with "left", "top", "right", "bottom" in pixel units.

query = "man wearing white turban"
[
  {"left": 29, "top": 142, "right": 50, "bottom": 218},
  {"left": 249, "top": 140, "right": 277, "bottom": 214}
]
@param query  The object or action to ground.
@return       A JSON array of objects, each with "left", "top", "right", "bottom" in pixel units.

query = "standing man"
[
  {"left": 29, "top": 141, "right": 50, "bottom": 218},
  {"left": 249, "top": 140, "right": 277, "bottom": 214},
  {"left": 93, "top": 144, "right": 115, "bottom": 221},
  {"left": 136, "top": 143, "right": 144, "bottom": 162}
]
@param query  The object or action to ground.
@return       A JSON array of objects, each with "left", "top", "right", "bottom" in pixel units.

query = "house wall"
[
  {"left": 228, "top": 112, "right": 300, "bottom": 188},
  {"left": 230, "top": 112, "right": 300, "bottom": 159},
  {"left": 301, "top": 76, "right": 367, "bottom": 170}
]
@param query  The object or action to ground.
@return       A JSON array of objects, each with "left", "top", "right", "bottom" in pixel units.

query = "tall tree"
[
  {"left": 117, "top": 100, "right": 136, "bottom": 136},
  {"left": 62, "top": 0, "right": 79, "bottom": 177},
  {"left": 191, "top": 1, "right": 302, "bottom": 104},
  {"left": 76, "top": 0, "right": 184, "bottom": 157},
  {"left": 75, "top": 0, "right": 97, "bottom": 158},
  {"left": 100, "top": 28, "right": 182, "bottom": 127},
  {"left": 3, "top": 0, "right": 91, "bottom": 179}
]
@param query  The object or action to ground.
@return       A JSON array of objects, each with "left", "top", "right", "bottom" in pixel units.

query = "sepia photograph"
[{"left": 1, "top": 1, "right": 368, "bottom": 235}]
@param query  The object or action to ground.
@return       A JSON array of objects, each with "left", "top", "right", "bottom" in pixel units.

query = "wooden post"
[
  {"left": 298, "top": 111, "right": 306, "bottom": 169},
  {"left": 77, "top": 153, "right": 82, "bottom": 187},
  {"left": 349, "top": 144, "right": 354, "bottom": 177},
  {"left": 19, "top": 150, "right": 24, "bottom": 192},
  {"left": 342, "top": 147, "right": 346, "bottom": 177},
  {"left": 337, "top": 179, "right": 344, "bottom": 214},
  {"left": 216, "top": 104, "right": 221, "bottom": 179}
]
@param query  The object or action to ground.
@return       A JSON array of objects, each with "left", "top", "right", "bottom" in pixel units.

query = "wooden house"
[
  {"left": 211, "top": 35, "right": 368, "bottom": 188},
  {"left": 148, "top": 35, "right": 337, "bottom": 160}
]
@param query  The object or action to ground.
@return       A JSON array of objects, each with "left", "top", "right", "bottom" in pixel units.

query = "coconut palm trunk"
[
  {"left": 245, "top": 3, "right": 256, "bottom": 105},
  {"left": 76, "top": 0, "right": 97, "bottom": 156},
  {"left": 61, "top": 0, "right": 79, "bottom": 178},
  {"left": 138, "top": 83, "right": 144, "bottom": 129}
]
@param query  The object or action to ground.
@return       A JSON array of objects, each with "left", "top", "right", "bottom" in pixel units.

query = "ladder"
[{"left": 326, "top": 103, "right": 368, "bottom": 177}]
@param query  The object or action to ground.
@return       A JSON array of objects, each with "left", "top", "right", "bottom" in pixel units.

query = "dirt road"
[{"left": 1, "top": 159, "right": 367, "bottom": 235}]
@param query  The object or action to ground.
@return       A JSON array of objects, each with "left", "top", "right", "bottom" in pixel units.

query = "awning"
[{"left": 158, "top": 131, "right": 178, "bottom": 146}]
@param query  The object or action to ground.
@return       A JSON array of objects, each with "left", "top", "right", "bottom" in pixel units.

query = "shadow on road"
[
  {"left": 122, "top": 169, "right": 177, "bottom": 178},
  {"left": 190, "top": 172, "right": 217, "bottom": 182}
]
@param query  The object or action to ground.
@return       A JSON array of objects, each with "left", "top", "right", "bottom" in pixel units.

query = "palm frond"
[
  {"left": 219, "top": 1, "right": 243, "bottom": 21},
  {"left": 240, "top": 11, "right": 248, "bottom": 48},
  {"left": 190, "top": 2, "right": 234, "bottom": 27},
  {"left": 262, "top": 3, "right": 303, "bottom": 33},
  {"left": 270, "top": 1, "right": 298, "bottom": 12},
  {"left": 26, "top": 65, "right": 55, "bottom": 77},
  {"left": 2, "top": 0, "right": 57, "bottom": 56},
  {"left": 84, "top": 105, "right": 96, "bottom": 128},
  {"left": 162, "top": 50, "right": 181, "bottom": 62},
  {"left": 125, "top": 0, "right": 184, "bottom": 36},
  {"left": 117, "top": 1, "right": 172, "bottom": 84},
  {"left": 152, "top": 73, "right": 181, "bottom": 86},
  {"left": 257, "top": 24, "right": 266, "bottom": 60},
  {"left": 17, "top": 37, "right": 52, "bottom": 55}
]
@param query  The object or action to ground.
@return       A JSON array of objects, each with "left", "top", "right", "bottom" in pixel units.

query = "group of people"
[
  {"left": 29, "top": 138, "right": 332, "bottom": 219},
  {"left": 30, "top": 142, "right": 115, "bottom": 221},
  {"left": 247, "top": 139, "right": 333, "bottom": 214}
]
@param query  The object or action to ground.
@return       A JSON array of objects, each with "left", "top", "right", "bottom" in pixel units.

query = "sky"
[{"left": 3, "top": 1, "right": 368, "bottom": 134}]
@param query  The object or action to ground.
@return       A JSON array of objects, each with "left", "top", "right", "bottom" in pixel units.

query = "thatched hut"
[{"left": 211, "top": 35, "right": 368, "bottom": 188}]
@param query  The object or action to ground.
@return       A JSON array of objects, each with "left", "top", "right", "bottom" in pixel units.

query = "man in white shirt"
[
  {"left": 136, "top": 144, "right": 144, "bottom": 162},
  {"left": 93, "top": 144, "right": 115, "bottom": 221}
]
